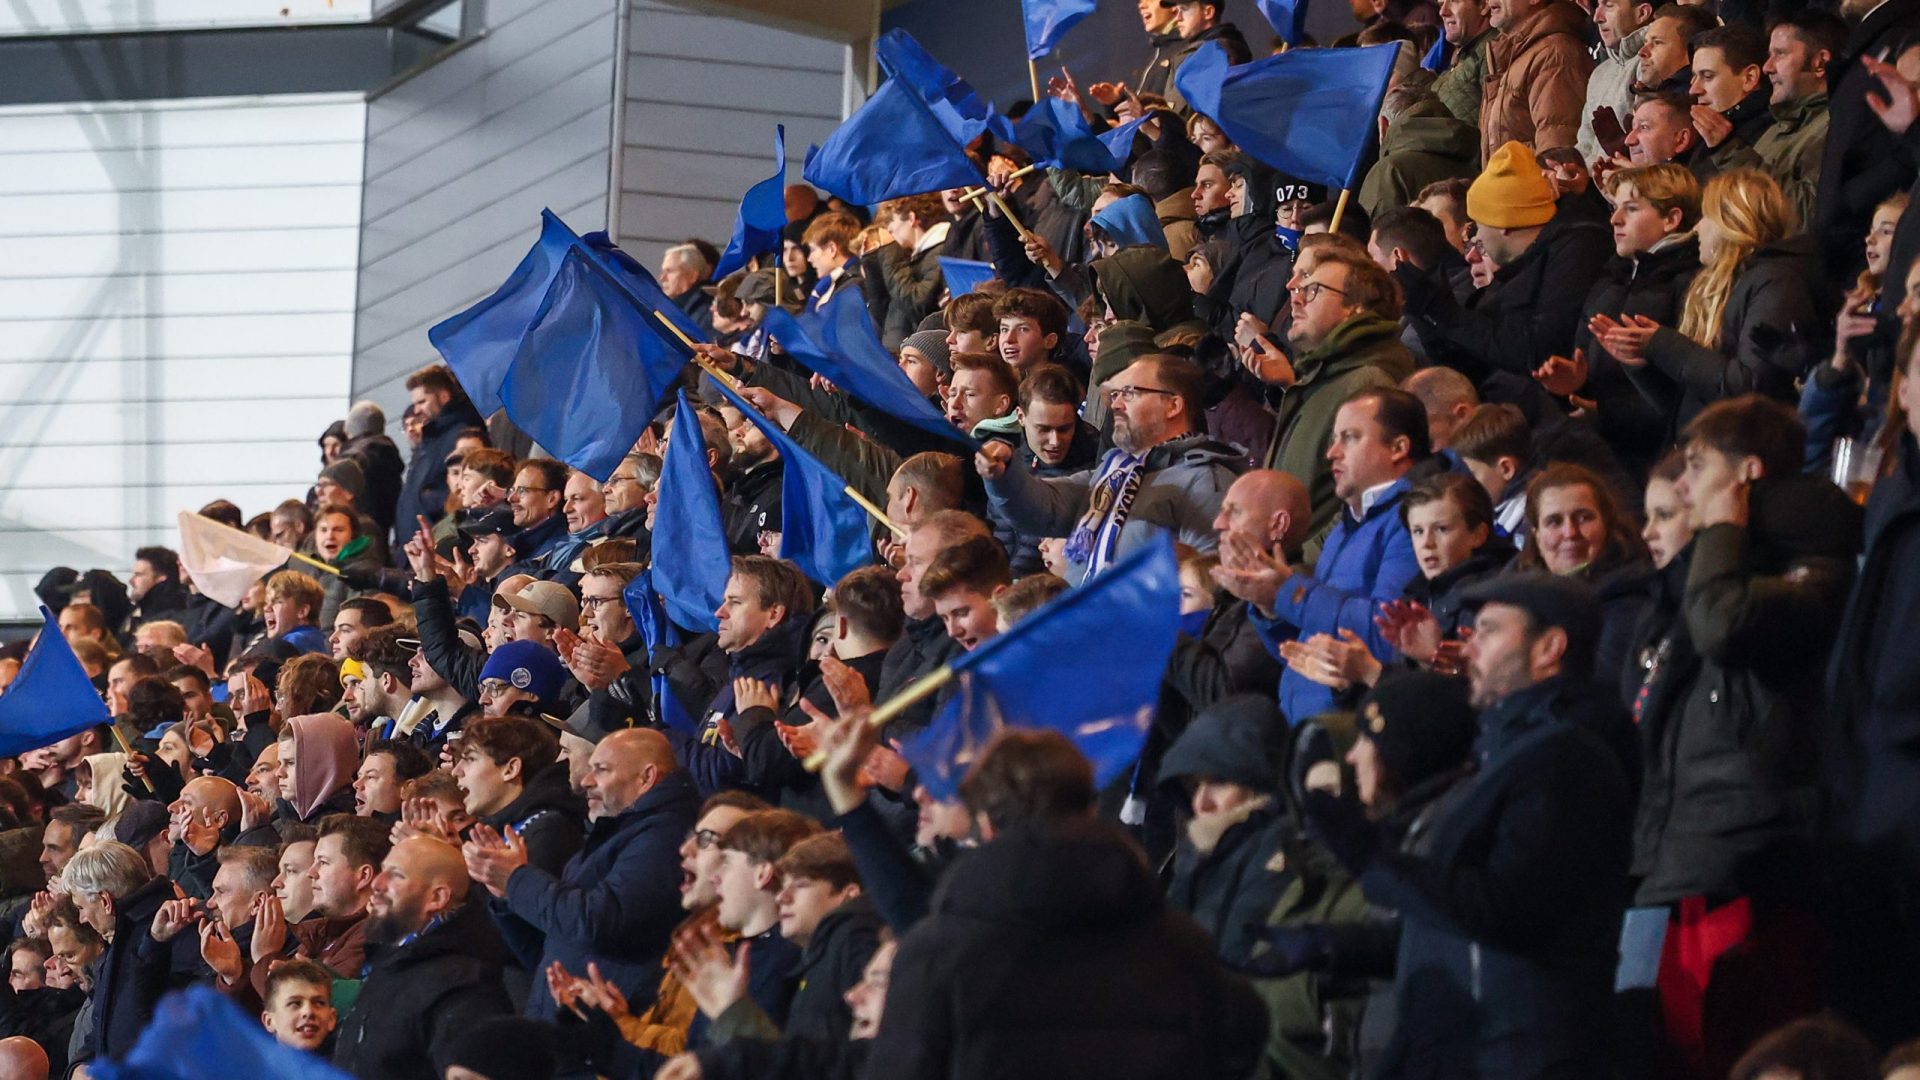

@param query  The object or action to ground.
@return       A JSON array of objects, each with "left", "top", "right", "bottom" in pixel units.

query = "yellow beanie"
[
  {"left": 339, "top": 657, "right": 368, "bottom": 683},
  {"left": 1467, "top": 141, "right": 1557, "bottom": 230}
]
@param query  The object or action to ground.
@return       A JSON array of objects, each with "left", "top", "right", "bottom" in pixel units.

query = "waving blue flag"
[
  {"left": 577, "top": 228, "right": 710, "bottom": 348},
  {"left": 654, "top": 391, "right": 731, "bottom": 632},
  {"left": 428, "top": 211, "right": 573, "bottom": 417},
  {"left": 1023, "top": 0, "right": 1096, "bottom": 60},
  {"left": 624, "top": 571, "right": 702, "bottom": 736},
  {"left": 1421, "top": 35, "right": 1447, "bottom": 72},
  {"left": 938, "top": 256, "right": 997, "bottom": 299},
  {"left": 0, "top": 607, "right": 109, "bottom": 757},
  {"left": 1090, "top": 193, "right": 1168, "bottom": 249},
  {"left": 709, "top": 377, "right": 872, "bottom": 587},
  {"left": 1174, "top": 41, "right": 1398, "bottom": 190},
  {"left": 715, "top": 126, "right": 787, "bottom": 279},
  {"left": 899, "top": 537, "right": 1181, "bottom": 800},
  {"left": 90, "top": 986, "right": 352, "bottom": 1080},
  {"left": 498, "top": 245, "right": 690, "bottom": 481},
  {"left": 1256, "top": 0, "right": 1310, "bottom": 46},
  {"left": 762, "top": 293, "right": 979, "bottom": 449},
  {"left": 1013, "top": 98, "right": 1151, "bottom": 175},
  {"left": 874, "top": 30, "right": 1015, "bottom": 147}
]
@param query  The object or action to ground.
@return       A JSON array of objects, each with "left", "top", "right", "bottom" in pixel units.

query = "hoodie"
[
  {"left": 1090, "top": 195, "right": 1169, "bottom": 251},
  {"left": 1092, "top": 246, "right": 1204, "bottom": 338},
  {"left": 285, "top": 713, "right": 361, "bottom": 822},
  {"left": 1358, "top": 97, "right": 1479, "bottom": 220}
]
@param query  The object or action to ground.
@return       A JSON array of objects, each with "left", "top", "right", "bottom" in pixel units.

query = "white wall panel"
[
  {"left": 0, "top": 0, "right": 372, "bottom": 37},
  {"left": 0, "top": 94, "right": 363, "bottom": 621}
]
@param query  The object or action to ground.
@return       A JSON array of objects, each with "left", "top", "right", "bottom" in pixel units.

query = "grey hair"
[
  {"left": 663, "top": 243, "right": 711, "bottom": 277},
  {"left": 61, "top": 840, "right": 153, "bottom": 900},
  {"left": 345, "top": 400, "right": 386, "bottom": 439}
]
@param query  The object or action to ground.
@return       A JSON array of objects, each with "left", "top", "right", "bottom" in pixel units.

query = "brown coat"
[
  {"left": 248, "top": 911, "right": 369, "bottom": 1001},
  {"left": 1479, "top": 1, "right": 1593, "bottom": 162}
]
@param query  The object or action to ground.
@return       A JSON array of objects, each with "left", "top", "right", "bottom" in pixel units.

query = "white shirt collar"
[
  {"left": 1357, "top": 479, "right": 1396, "bottom": 517},
  {"left": 911, "top": 221, "right": 951, "bottom": 258}
]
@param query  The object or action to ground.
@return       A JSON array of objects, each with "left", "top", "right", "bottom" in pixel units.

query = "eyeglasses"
[
  {"left": 1104, "top": 385, "right": 1178, "bottom": 405},
  {"left": 603, "top": 473, "right": 639, "bottom": 487},
  {"left": 509, "top": 486, "right": 552, "bottom": 497},
  {"left": 685, "top": 827, "right": 722, "bottom": 850},
  {"left": 580, "top": 595, "right": 620, "bottom": 609},
  {"left": 1288, "top": 281, "right": 1351, "bottom": 304}
]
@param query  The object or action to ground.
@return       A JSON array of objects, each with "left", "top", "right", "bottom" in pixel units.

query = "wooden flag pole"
[
  {"left": 286, "top": 550, "right": 345, "bottom": 577},
  {"left": 842, "top": 485, "right": 907, "bottom": 539},
  {"left": 959, "top": 164, "right": 1038, "bottom": 204},
  {"left": 987, "top": 192, "right": 1039, "bottom": 244},
  {"left": 1328, "top": 188, "right": 1352, "bottom": 235},
  {"left": 802, "top": 664, "right": 956, "bottom": 771},
  {"left": 106, "top": 724, "right": 156, "bottom": 792},
  {"left": 1028, "top": 59, "right": 1042, "bottom": 102}
]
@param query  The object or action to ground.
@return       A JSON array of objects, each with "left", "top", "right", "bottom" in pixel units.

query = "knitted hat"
[
  {"left": 1466, "top": 142, "right": 1557, "bottom": 230},
  {"left": 1159, "top": 694, "right": 1287, "bottom": 792},
  {"left": 1355, "top": 672, "right": 1477, "bottom": 789},
  {"left": 478, "top": 640, "right": 570, "bottom": 710},
  {"left": 902, "top": 330, "right": 953, "bottom": 377}
]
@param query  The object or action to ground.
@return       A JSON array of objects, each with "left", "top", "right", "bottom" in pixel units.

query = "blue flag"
[
  {"left": 938, "top": 256, "right": 997, "bottom": 298},
  {"left": 762, "top": 293, "right": 979, "bottom": 449},
  {"left": 428, "top": 210, "right": 573, "bottom": 418},
  {"left": 90, "top": 986, "right": 353, "bottom": 1080},
  {"left": 1089, "top": 193, "right": 1168, "bottom": 249},
  {"left": 498, "top": 245, "right": 691, "bottom": 481},
  {"left": 1255, "top": 0, "right": 1310, "bottom": 46},
  {"left": 803, "top": 76, "right": 986, "bottom": 205},
  {"left": 1421, "top": 36, "right": 1447, "bottom": 72},
  {"left": 1013, "top": 98, "right": 1151, "bottom": 175},
  {"left": 0, "top": 607, "right": 110, "bottom": 758},
  {"left": 709, "top": 377, "right": 873, "bottom": 587},
  {"left": 1022, "top": 0, "right": 1096, "bottom": 60},
  {"left": 899, "top": 537, "right": 1182, "bottom": 801},
  {"left": 1173, "top": 41, "right": 1398, "bottom": 190},
  {"left": 654, "top": 391, "right": 731, "bottom": 632},
  {"left": 715, "top": 126, "right": 787, "bottom": 279},
  {"left": 873, "top": 30, "right": 1015, "bottom": 147},
  {"left": 577, "top": 228, "right": 710, "bottom": 348},
  {"left": 624, "top": 571, "right": 702, "bottom": 736}
]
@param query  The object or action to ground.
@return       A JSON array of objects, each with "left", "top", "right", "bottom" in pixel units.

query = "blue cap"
[{"left": 477, "top": 640, "right": 569, "bottom": 709}]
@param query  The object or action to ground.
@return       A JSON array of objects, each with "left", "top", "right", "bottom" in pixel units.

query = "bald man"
[
  {"left": 0, "top": 1036, "right": 48, "bottom": 1080},
  {"left": 1402, "top": 367, "right": 1479, "bottom": 451},
  {"left": 334, "top": 837, "right": 511, "bottom": 1080},
  {"left": 463, "top": 727, "right": 699, "bottom": 1021},
  {"left": 166, "top": 775, "right": 275, "bottom": 899}
]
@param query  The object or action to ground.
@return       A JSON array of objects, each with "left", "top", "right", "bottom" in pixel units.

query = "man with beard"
[
  {"left": 333, "top": 836, "right": 510, "bottom": 1080},
  {"left": 250, "top": 815, "right": 390, "bottom": 1008},
  {"left": 717, "top": 402, "right": 783, "bottom": 556}
]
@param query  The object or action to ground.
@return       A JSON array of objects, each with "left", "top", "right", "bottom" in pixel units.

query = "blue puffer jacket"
[
  {"left": 1251, "top": 474, "right": 1421, "bottom": 723},
  {"left": 502, "top": 767, "right": 701, "bottom": 1020}
]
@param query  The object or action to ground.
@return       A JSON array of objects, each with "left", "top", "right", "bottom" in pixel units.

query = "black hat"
[
  {"left": 1159, "top": 694, "right": 1286, "bottom": 792},
  {"left": 456, "top": 505, "right": 517, "bottom": 541},
  {"left": 35, "top": 567, "right": 79, "bottom": 613},
  {"left": 1355, "top": 672, "right": 1477, "bottom": 788},
  {"left": 113, "top": 800, "right": 171, "bottom": 851},
  {"left": 1458, "top": 572, "right": 1602, "bottom": 676}
]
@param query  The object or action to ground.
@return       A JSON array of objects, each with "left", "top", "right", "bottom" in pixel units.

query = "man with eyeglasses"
[
  {"left": 527, "top": 468, "right": 610, "bottom": 583},
  {"left": 599, "top": 451, "right": 657, "bottom": 546},
  {"left": 1266, "top": 248, "right": 1418, "bottom": 544},
  {"left": 502, "top": 459, "right": 569, "bottom": 580},
  {"left": 979, "top": 353, "right": 1243, "bottom": 583}
]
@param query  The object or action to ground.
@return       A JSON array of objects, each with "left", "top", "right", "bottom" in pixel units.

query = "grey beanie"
[
  {"left": 319, "top": 457, "right": 369, "bottom": 507},
  {"left": 902, "top": 329, "right": 953, "bottom": 377},
  {"left": 344, "top": 400, "right": 386, "bottom": 439}
]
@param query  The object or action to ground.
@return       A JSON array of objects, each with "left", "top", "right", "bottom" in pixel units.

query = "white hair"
[{"left": 61, "top": 840, "right": 152, "bottom": 900}]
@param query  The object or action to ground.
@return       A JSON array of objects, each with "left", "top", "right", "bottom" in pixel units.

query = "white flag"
[{"left": 176, "top": 511, "right": 294, "bottom": 609}]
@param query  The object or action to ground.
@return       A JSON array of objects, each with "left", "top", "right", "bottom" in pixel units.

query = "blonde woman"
[{"left": 1589, "top": 168, "right": 1827, "bottom": 435}]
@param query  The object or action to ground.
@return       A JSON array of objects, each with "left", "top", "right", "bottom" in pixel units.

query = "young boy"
[
  {"left": 917, "top": 535, "right": 1012, "bottom": 652},
  {"left": 261, "top": 959, "right": 338, "bottom": 1054}
]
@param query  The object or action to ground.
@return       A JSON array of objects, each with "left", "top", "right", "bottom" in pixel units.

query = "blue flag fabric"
[
  {"left": 938, "top": 256, "right": 997, "bottom": 299},
  {"left": 1023, "top": 0, "right": 1096, "bottom": 60},
  {"left": 654, "top": 391, "right": 731, "bottom": 632},
  {"left": 1012, "top": 98, "right": 1150, "bottom": 175},
  {"left": 709, "top": 377, "right": 873, "bottom": 587},
  {"left": 715, "top": 126, "right": 787, "bottom": 279},
  {"left": 0, "top": 607, "right": 110, "bottom": 758},
  {"left": 577, "top": 229, "right": 710, "bottom": 348},
  {"left": 427, "top": 211, "right": 573, "bottom": 418},
  {"left": 498, "top": 245, "right": 690, "bottom": 481},
  {"left": 761, "top": 293, "right": 980, "bottom": 449},
  {"left": 874, "top": 30, "right": 1015, "bottom": 147},
  {"left": 899, "top": 537, "right": 1182, "bottom": 801},
  {"left": 1173, "top": 41, "right": 1398, "bottom": 190},
  {"left": 625, "top": 571, "right": 702, "bottom": 736},
  {"left": 1089, "top": 193, "right": 1169, "bottom": 249},
  {"left": 90, "top": 986, "right": 353, "bottom": 1080},
  {"left": 1255, "top": 0, "right": 1310, "bottom": 45},
  {"left": 1421, "top": 36, "right": 1447, "bottom": 71}
]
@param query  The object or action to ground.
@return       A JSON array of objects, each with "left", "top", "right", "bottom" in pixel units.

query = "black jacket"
[
  {"left": 1169, "top": 23, "right": 1254, "bottom": 112},
  {"left": 876, "top": 615, "right": 965, "bottom": 740},
  {"left": 345, "top": 432, "right": 406, "bottom": 536},
  {"left": 1400, "top": 213, "right": 1613, "bottom": 384},
  {"left": 1814, "top": 0, "right": 1920, "bottom": 280},
  {"left": 1359, "top": 680, "right": 1633, "bottom": 1080},
  {"left": 394, "top": 401, "right": 484, "bottom": 560},
  {"left": 409, "top": 577, "right": 482, "bottom": 703},
  {"left": 736, "top": 650, "right": 889, "bottom": 821},
  {"left": 0, "top": 985, "right": 82, "bottom": 1077},
  {"left": 989, "top": 420, "right": 1102, "bottom": 578},
  {"left": 723, "top": 460, "right": 785, "bottom": 556},
  {"left": 668, "top": 618, "right": 809, "bottom": 798},
  {"left": 864, "top": 817, "right": 1269, "bottom": 1080},
  {"left": 1572, "top": 236, "right": 1700, "bottom": 473},
  {"left": 1137, "top": 28, "right": 1185, "bottom": 100},
  {"left": 1630, "top": 477, "right": 1859, "bottom": 904},
  {"left": 81, "top": 877, "right": 176, "bottom": 1064},
  {"left": 864, "top": 238, "right": 947, "bottom": 351},
  {"left": 333, "top": 899, "right": 514, "bottom": 1080},
  {"left": 485, "top": 761, "right": 587, "bottom": 880},
  {"left": 780, "top": 896, "right": 885, "bottom": 1044}
]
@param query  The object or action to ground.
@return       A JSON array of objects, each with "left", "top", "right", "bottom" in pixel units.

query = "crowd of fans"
[{"left": 4, "top": 0, "right": 1920, "bottom": 1077}]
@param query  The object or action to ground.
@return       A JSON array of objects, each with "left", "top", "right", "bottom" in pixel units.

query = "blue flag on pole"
[
  {"left": 709, "top": 378, "right": 873, "bottom": 587},
  {"left": 873, "top": 30, "right": 1015, "bottom": 146},
  {"left": 1013, "top": 98, "right": 1151, "bottom": 175},
  {"left": 714, "top": 126, "right": 787, "bottom": 279},
  {"left": 761, "top": 293, "right": 979, "bottom": 449},
  {"left": 624, "top": 571, "right": 702, "bottom": 736},
  {"left": 498, "top": 246, "right": 690, "bottom": 481},
  {"left": 427, "top": 211, "right": 573, "bottom": 418},
  {"left": 1255, "top": 0, "right": 1310, "bottom": 46},
  {"left": 1421, "top": 36, "right": 1447, "bottom": 71},
  {"left": 1022, "top": 0, "right": 1096, "bottom": 60},
  {"left": 1173, "top": 41, "right": 1398, "bottom": 190},
  {"left": 90, "top": 986, "right": 353, "bottom": 1080},
  {"left": 0, "top": 607, "right": 110, "bottom": 758},
  {"left": 938, "top": 257, "right": 997, "bottom": 299},
  {"left": 899, "top": 537, "right": 1182, "bottom": 801},
  {"left": 654, "top": 391, "right": 731, "bottom": 632}
]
